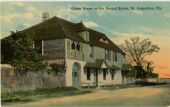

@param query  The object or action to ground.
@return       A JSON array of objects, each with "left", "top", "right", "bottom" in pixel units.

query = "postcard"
[{"left": 1, "top": 1, "right": 170, "bottom": 107}]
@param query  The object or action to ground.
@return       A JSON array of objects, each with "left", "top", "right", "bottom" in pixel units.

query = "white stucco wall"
[
  {"left": 65, "top": 59, "right": 86, "bottom": 87},
  {"left": 83, "top": 43, "right": 124, "bottom": 68},
  {"left": 65, "top": 38, "right": 125, "bottom": 87},
  {"left": 98, "top": 70, "right": 122, "bottom": 86}
]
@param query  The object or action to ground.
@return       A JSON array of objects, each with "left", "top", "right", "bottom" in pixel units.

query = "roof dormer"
[
  {"left": 72, "top": 21, "right": 89, "bottom": 42},
  {"left": 99, "top": 36, "right": 109, "bottom": 44}
]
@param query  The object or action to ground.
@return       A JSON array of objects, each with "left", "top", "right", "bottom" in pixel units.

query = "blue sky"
[
  {"left": 1, "top": 2, "right": 170, "bottom": 38},
  {"left": 1, "top": 2, "right": 170, "bottom": 77}
]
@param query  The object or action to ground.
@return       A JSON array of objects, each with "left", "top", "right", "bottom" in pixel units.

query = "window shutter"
[{"left": 67, "top": 40, "right": 71, "bottom": 51}]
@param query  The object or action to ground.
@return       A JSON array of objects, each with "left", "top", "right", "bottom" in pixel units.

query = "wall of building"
[
  {"left": 43, "top": 38, "right": 65, "bottom": 60},
  {"left": 83, "top": 43, "right": 124, "bottom": 68},
  {"left": 65, "top": 38, "right": 125, "bottom": 86},
  {"left": 65, "top": 57, "right": 123, "bottom": 87},
  {"left": 65, "top": 59, "right": 86, "bottom": 87},
  {"left": 98, "top": 70, "right": 122, "bottom": 86}
]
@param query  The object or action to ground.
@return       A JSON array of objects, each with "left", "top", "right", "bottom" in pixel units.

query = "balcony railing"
[{"left": 67, "top": 51, "right": 84, "bottom": 60}]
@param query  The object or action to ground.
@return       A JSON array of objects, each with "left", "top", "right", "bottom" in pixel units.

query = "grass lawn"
[
  {"left": 2, "top": 82, "right": 168, "bottom": 106},
  {"left": 100, "top": 82, "right": 168, "bottom": 90},
  {"left": 1, "top": 87, "right": 92, "bottom": 105}
]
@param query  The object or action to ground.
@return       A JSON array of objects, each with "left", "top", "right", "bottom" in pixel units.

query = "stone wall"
[{"left": 1, "top": 64, "right": 65, "bottom": 93}]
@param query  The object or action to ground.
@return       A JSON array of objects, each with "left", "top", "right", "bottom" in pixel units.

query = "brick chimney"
[{"left": 42, "top": 12, "right": 49, "bottom": 21}]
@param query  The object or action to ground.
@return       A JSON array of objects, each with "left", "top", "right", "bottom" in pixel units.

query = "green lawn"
[
  {"left": 2, "top": 82, "right": 167, "bottom": 105},
  {"left": 1, "top": 87, "right": 92, "bottom": 105}
]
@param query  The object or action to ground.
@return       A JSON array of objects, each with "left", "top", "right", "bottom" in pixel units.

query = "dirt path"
[{"left": 4, "top": 84, "right": 170, "bottom": 107}]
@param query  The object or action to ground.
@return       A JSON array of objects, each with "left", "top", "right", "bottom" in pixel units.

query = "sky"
[{"left": 1, "top": 1, "right": 170, "bottom": 78}]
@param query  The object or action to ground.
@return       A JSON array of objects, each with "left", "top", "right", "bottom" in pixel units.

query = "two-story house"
[{"left": 22, "top": 12, "right": 125, "bottom": 88}]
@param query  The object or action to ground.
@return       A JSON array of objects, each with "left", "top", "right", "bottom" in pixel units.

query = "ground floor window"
[
  {"left": 111, "top": 70, "right": 115, "bottom": 80},
  {"left": 103, "top": 69, "right": 107, "bottom": 80},
  {"left": 87, "top": 68, "right": 91, "bottom": 80}
]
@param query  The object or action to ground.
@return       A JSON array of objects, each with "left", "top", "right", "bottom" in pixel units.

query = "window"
[
  {"left": 87, "top": 68, "right": 91, "bottom": 80},
  {"left": 34, "top": 40, "right": 43, "bottom": 54},
  {"left": 90, "top": 45, "right": 94, "bottom": 58},
  {"left": 71, "top": 41, "right": 76, "bottom": 50},
  {"left": 105, "top": 50, "right": 111, "bottom": 60},
  {"left": 103, "top": 69, "right": 107, "bottom": 80},
  {"left": 108, "top": 51, "right": 111, "bottom": 60},
  {"left": 71, "top": 41, "right": 81, "bottom": 51},
  {"left": 99, "top": 37, "right": 108, "bottom": 44},
  {"left": 76, "top": 43, "right": 80, "bottom": 51},
  {"left": 111, "top": 70, "right": 115, "bottom": 80},
  {"left": 113, "top": 52, "right": 115, "bottom": 61},
  {"left": 115, "top": 52, "right": 117, "bottom": 62},
  {"left": 105, "top": 50, "right": 108, "bottom": 60}
]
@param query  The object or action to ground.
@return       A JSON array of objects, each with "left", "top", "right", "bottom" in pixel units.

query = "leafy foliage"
[
  {"left": 1, "top": 87, "right": 92, "bottom": 104},
  {"left": 50, "top": 64, "right": 65, "bottom": 75},
  {"left": 1, "top": 31, "right": 43, "bottom": 72},
  {"left": 120, "top": 36, "right": 160, "bottom": 66},
  {"left": 120, "top": 36, "right": 160, "bottom": 79}
]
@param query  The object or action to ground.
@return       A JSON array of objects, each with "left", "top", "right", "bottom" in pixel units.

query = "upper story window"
[
  {"left": 90, "top": 45, "right": 94, "bottom": 58},
  {"left": 113, "top": 52, "right": 115, "bottom": 61},
  {"left": 105, "top": 50, "right": 108, "bottom": 59},
  {"left": 71, "top": 41, "right": 76, "bottom": 50},
  {"left": 71, "top": 41, "right": 81, "bottom": 51},
  {"left": 115, "top": 52, "right": 117, "bottom": 62},
  {"left": 76, "top": 43, "right": 80, "bottom": 51},
  {"left": 105, "top": 49, "right": 111, "bottom": 60},
  {"left": 34, "top": 40, "right": 43, "bottom": 55}
]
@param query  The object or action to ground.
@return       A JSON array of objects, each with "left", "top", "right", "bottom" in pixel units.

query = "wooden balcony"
[{"left": 67, "top": 51, "right": 84, "bottom": 60}]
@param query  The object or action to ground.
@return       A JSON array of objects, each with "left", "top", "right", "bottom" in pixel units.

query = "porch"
[{"left": 81, "top": 59, "right": 121, "bottom": 87}]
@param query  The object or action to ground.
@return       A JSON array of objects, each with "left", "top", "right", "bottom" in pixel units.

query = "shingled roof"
[
  {"left": 21, "top": 16, "right": 125, "bottom": 55},
  {"left": 84, "top": 59, "right": 107, "bottom": 68},
  {"left": 72, "top": 22, "right": 88, "bottom": 32}
]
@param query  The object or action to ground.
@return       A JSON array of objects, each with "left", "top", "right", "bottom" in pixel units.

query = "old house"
[{"left": 16, "top": 12, "right": 125, "bottom": 88}]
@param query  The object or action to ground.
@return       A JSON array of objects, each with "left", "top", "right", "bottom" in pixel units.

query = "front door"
[{"left": 72, "top": 63, "right": 80, "bottom": 88}]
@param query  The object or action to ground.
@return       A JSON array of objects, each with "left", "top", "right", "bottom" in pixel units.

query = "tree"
[
  {"left": 120, "top": 36, "right": 160, "bottom": 67},
  {"left": 1, "top": 31, "right": 43, "bottom": 73},
  {"left": 120, "top": 36, "right": 160, "bottom": 78}
]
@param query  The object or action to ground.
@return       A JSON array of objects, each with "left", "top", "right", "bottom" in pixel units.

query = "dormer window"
[
  {"left": 85, "top": 31, "right": 89, "bottom": 41},
  {"left": 100, "top": 37, "right": 108, "bottom": 44},
  {"left": 78, "top": 31, "right": 89, "bottom": 42},
  {"left": 73, "top": 22, "right": 89, "bottom": 42}
]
